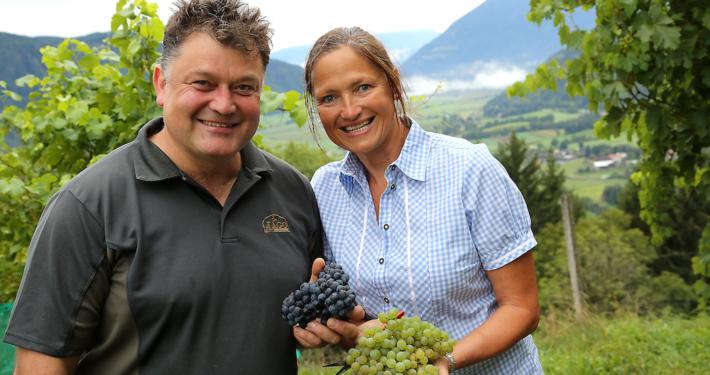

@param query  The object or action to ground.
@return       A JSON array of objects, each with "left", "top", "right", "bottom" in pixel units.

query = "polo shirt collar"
[{"left": 133, "top": 117, "right": 272, "bottom": 182}]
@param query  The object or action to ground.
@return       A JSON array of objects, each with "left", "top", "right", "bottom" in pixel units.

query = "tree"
[
  {"left": 265, "top": 142, "right": 334, "bottom": 180},
  {"left": 534, "top": 209, "right": 697, "bottom": 315},
  {"left": 508, "top": 0, "right": 710, "bottom": 306},
  {"left": 496, "top": 131, "right": 567, "bottom": 234},
  {"left": 0, "top": 0, "right": 306, "bottom": 302},
  {"left": 618, "top": 179, "right": 709, "bottom": 283},
  {"left": 601, "top": 184, "right": 624, "bottom": 206}
]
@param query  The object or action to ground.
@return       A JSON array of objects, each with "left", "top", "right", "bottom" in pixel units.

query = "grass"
[
  {"left": 297, "top": 313, "right": 710, "bottom": 375},
  {"left": 534, "top": 313, "right": 710, "bottom": 374}
]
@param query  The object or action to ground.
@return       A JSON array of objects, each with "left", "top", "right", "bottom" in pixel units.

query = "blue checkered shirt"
[{"left": 311, "top": 120, "right": 543, "bottom": 374}]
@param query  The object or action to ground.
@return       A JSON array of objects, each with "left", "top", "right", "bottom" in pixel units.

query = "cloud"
[{"left": 407, "top": 62, "right": 528, "bottom": 95}]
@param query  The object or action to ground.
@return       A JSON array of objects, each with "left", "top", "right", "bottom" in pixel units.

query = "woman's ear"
[{"left": 392, "top": 68, "right": 401, "bottom": 100}]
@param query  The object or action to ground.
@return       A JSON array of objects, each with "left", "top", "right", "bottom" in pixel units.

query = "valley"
[{"left": 257, "top": 88, "right": 637, "bottom": 206}]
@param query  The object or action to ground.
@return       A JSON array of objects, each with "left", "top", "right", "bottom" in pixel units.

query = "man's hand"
[
  {"left": 294, "top": 305, "right": 366, "bottom": 349},
  {"left": 14, "top": 347, "right": 81, "bottom": 375},
  {"left": 310, "top": 258, "right": 325, "bottom": 282},
  {"left": 295, "top": 258, "right": 367, "bottom": 348}
]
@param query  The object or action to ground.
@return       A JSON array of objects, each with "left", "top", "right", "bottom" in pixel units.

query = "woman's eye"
[
  {"left": 358, "top": 84, "right": 371, "bottom": 92},
  {"left": 322, "top": 95, "right": 334, "bottom": 103}
]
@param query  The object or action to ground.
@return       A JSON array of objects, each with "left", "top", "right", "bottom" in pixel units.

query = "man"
[{"left": 2, "top": 1, "right": 322, "bottom": 373}]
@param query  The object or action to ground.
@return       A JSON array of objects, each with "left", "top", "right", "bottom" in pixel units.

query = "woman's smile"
[{"left": 342, "top": 118, "right": 373, "bottom": 133}]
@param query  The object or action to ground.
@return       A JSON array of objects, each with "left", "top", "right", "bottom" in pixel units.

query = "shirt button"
[
  {"left": 379, "top": 258, "right": 385, "bottom": 264},
  {"left": 390, "top": 183, "right": 395, "bottom": 189},
  {"left": 384, "top": 297, "right": 390, "bottom": 304},
  {"left": 383, "top": 224, "right": 390, "bottom": 230},
  {"left": 390, "top": 165, "right": 396, "bottom": 171}
]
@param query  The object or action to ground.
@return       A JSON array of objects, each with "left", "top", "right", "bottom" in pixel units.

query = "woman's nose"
[{"left": 340, "top": 96, "right": 362, "bottom": 120}]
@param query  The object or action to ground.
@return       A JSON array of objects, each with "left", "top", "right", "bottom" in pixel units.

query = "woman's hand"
[{"left": 433, "top": 356, "right": 450, "bottom": 375}]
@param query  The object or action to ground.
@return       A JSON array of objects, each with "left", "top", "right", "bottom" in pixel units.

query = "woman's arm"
[{"left": 433, "top": 250, "right": 540, "bottom": 374}]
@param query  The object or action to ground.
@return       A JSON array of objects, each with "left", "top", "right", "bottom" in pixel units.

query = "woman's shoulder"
[
  {"left": 425, "top": 132, "right": 497, "bottom": 163},
  {"left": 311, "top": 158, "right": 346, "bottom": 188}
]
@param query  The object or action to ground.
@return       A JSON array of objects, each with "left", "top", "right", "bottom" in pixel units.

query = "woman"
[{"left": 294, "top": 27, "right": 543, "bottom": 374}]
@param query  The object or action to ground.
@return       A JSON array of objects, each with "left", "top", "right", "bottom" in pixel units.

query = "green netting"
[{"left": 0, "top": 303, "right": 15, "bottom": 374}]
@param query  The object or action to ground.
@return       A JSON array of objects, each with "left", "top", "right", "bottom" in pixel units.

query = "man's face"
[{"left": 153, "top": 33, "right": 264, "bottom": 166}]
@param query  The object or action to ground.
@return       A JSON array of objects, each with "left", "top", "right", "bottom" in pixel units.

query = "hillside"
[
  {"left": 265, "top": 59, "right": 304, "bottom": 93},
  {"left": 0, "top": 31, "right": 109, "bottom": 101},
  {"left": 403, "top": 0, "right": 595, "bottom": 79},
  {"left": 270, "top": 29, "right": 440, "bottom": 67},
  {"left": 0, "top": 31, "right": 304, "bottom": 102}
]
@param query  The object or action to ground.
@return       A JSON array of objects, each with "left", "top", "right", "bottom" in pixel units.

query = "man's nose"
[{"left": 210, "top": 86, "right": 237, "bottom": 115}]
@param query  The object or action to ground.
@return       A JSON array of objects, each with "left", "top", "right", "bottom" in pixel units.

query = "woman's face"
[{"left": 311, "top": 47, "right": 403, "bottom": 161}]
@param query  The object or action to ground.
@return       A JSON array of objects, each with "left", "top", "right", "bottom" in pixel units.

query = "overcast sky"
[{"left": 0, "top": 0, "right": 486, "bottom": 52}]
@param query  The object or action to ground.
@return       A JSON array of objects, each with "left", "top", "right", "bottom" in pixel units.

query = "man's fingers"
[
  {"left": 300, "top": 321, "right": 342, "bottom": 345},
  {"left": 347, "top": 306, "right": 366, "bottom": 321},
  {"left": 294, "top": 325, "right": 323, "bottom": 348},
  {"left": 310, "top": 258, "right": 325, "bottom": 282},
  {"left": 326, "top": 318, "right": 360, "bottom": 341}
]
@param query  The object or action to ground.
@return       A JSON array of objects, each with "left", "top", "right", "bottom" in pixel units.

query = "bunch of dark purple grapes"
[{"left": 281, "top": 262, "right": 357, "bottom": 328}]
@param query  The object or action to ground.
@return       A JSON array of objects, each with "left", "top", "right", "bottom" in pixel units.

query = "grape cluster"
[
  {"left": 281, "top": 262, "right": 357, "bottom": 328},
  {"left": 619, "top": 33, "right": 634, "bottom": 52},
  {"left": 344, "top": 308, "right": 456, "bottom": 375}
]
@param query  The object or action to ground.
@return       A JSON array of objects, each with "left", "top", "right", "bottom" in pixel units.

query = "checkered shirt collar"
[{"left": 338, "top": 119, "right": 431, "bottom": 185}]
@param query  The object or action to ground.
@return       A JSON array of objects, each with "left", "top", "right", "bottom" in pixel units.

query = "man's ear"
[{"left": 153, "top": 64, "right": 167, "bottom": 107}]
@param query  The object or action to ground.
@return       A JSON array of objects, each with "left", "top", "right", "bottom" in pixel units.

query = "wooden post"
[{"left": 560, "top": 194, "right": 583, "bottom": 322}]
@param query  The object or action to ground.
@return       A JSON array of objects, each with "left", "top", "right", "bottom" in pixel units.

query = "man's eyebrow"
[{"left": 188, "top": 70, "right": 261, "bottom": 82}]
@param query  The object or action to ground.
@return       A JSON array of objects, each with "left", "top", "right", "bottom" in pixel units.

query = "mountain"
[
  {"left": 265, "top": 59, "right": 304, "bottom": 93},
  {"left": 270, "top": 45, "right": 311, "bottom": 67},
  {"left": 0, "top": 31, "right": 304, "bottom": 105},
  {"left": 271, "top": 29, "right": 440, "bottom": 67},
  {"left": 403, "top": 0, "right": 595, "bottom": 81},
  {"left": 377, "top": 29, "right": 440, "bottom": 63},
  {"left": 0, "top": 31, "right": 110, "bottom": 102}
]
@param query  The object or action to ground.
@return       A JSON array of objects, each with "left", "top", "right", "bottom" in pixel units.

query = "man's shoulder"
[
  {"left": 257, "top": 149, "right": 312, "bottom": 187},
  {"left": 62, "top": 141, "right": 136, "bottom": 193}
]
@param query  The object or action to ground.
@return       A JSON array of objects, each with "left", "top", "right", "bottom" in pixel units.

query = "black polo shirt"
[{"left": 4, "top": 118, "right": 323, "bottom": 374}]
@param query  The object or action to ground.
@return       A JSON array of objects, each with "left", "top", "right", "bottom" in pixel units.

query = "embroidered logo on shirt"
[{"left": 263, "top": 214, "right": 290, "bottom": 233}]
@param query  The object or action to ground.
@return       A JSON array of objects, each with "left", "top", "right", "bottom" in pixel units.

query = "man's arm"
[{"left": 14, "top": 348, "right": 81, "bottom": 375}]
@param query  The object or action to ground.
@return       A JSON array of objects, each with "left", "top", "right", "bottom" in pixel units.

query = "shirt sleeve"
[
  {"left": 463, "top": 146, "right": 537, "bottom": 271},
  {"left": 3, "top": 189, "right": 108, "bottom": 357},
  {"left": 301, "top": 173, "right": 325, "bottom": 266}
]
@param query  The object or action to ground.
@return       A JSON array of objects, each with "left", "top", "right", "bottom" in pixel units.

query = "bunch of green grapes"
[
  {"left": 344, "top": 307, "right": 457, "bottom": 375},
  {"left": 619, "top": 33, "right": 634, "bottom": 52}
]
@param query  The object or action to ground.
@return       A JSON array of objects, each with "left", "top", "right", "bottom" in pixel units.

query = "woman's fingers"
[{"left": 433, "top": 356, "right": 449, "bottom": 375}]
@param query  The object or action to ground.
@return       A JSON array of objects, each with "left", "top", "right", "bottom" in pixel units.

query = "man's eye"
[
  {"left": 194, "top": 81, "right": 209, "bottom": 86},
  {"left": 237, "top": 85, "right": 255, "bottom": 94},
  {"left": 358, "top": 84, "right": 371, "bottom": 92}
]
